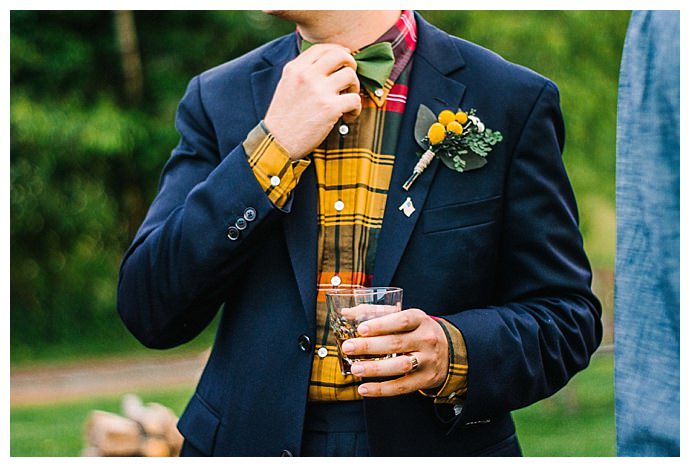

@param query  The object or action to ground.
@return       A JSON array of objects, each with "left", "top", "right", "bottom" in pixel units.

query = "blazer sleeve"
[
  {"left": 117, "top": 76, "right": 290, "bottom": 349},
  {"left": 442, "top": 81, "right": 603, "bottom": 426}
]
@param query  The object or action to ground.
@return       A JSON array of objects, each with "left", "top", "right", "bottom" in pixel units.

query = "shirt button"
[
  {"left": 338, "top": 124, "right": 349, "bottom": 136},
  {"left": 330, "top": 275, "right": 342, "bottom": 287},
  {"left": 298, "top": 334, "right": 312, "bottom": 353},
  {"left": 270, "top": 176, "right": 281, "bottom": 187},
  {"left": 334, "top": 200, "right": 345, "bottom": 212},
  {"left": 227, "top": 226, "right": 240, "bottom": 241},
  {"left": 243, "top": 207, "right": 257, "bottom": 222},
  {"left": 317, "top": 347, "right": 328, "bottom": 358},
  {"left": 235, "top": 217, "right": 247, "bottom": 230},
  {"left": 374, "top": 88, "right": 384, "bottom": 97}
]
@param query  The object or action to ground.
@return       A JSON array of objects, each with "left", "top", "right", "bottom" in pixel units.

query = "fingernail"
[
  {"left": 358, "top": 324, "right": 370, "bottom": 336},
  {"left": 342, "top": 341, "right": 354, "bottom": 353},
  {"left": 358, "top": 385, "right": 368, "bottom": 395},
  {"left": 351, "top": 364, "right": 364, "bottom": 375}
]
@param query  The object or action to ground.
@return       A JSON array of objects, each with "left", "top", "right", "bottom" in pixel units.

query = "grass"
[
  {"left": 10, "top": 354, "right": 614, "bottom": 457},
  {"left": 514, "top": 354, "right": 615, "bottom": 456},
  {"left": 10, "top": 386, "right": 195, "bottom": 457}
]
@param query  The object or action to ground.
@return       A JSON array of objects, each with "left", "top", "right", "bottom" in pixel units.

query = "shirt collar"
[{"left": 294, "top": 10, "right": 417, "bottom": 105}]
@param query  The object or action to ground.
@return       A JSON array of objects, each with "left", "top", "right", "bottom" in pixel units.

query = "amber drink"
[{"left": 326, "top": 287, "right": 403, "bottom": 375}]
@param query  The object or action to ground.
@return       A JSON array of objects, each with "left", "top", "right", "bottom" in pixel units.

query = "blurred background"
[{"left": 10, "top": 10, "right": 629, "bottom": 456}]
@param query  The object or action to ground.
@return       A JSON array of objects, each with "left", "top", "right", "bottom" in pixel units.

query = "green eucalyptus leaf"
[
  {"left": 461, "top": 152, "right": 489, "bottom": 170},
  {"left": 414, "top": 104, "right": 437, "bottom": 149},
  {"left": 439, "top": 148, "right": 487, "bottom": 172}
]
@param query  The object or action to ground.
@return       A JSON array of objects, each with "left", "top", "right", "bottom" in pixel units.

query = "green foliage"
[{"left": 10, "top": 11, "right": 627, "bottom": 359}]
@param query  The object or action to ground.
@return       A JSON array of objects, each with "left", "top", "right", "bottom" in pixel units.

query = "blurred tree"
[
  {"left": 10, "top": 11, "right": 628, "bottom": 361},
  {"left": 114, "top": 11, "right": 143, "bottom": 105}
]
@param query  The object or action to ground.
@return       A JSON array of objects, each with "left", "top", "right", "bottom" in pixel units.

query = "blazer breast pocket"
[{"left": 422, "top": 195, "right": 502, "bottom": 234}]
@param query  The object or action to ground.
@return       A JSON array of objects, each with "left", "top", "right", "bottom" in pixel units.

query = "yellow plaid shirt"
[{"left": 242, "top": 11, "right": 467, "bottom": 405}]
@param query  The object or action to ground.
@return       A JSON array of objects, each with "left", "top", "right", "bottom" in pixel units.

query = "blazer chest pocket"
[{"left": 422, "top": 195, "right": 501, "bottom": 234}]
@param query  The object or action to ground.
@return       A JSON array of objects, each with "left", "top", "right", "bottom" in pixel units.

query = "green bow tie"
[{"left": 300, "top": 40, "right": 395, "bottom": 93}]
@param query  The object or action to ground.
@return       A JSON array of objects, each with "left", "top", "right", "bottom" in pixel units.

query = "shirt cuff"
[
  {"left": 418, "top": 317, "right": 468, "bottom": 405},
  {"left": 242, "top": 121, "right": 311, "bottom": 209}
]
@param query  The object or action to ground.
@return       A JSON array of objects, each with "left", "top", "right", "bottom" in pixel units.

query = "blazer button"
[
  {"left": 243, "top": 207, "right": 257, "bottom": 222},
  {"left": 280, "top": 450, "right": 293, "bottom": 457},
  {"left": 298, "top": 334, "right": 312, "bottom": 353},
  {"left": 235, "top": 217, "right": 248, "bottom": 230},
  {"left": 227, "top": 226, "right": 240, "bottom": 241}
]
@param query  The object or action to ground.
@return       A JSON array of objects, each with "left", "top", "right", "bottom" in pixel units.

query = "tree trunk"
[{"left": 113, "top": 10, "right": 143, "bottom": 104}]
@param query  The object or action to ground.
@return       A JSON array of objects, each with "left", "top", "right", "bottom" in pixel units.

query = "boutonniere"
[{"left": 402, "top": 105, "right": 503, "bottom": 190}]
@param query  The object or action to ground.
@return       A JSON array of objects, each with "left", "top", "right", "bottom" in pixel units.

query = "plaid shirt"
[{"left": 242, "top": 11, "right": 467, "bottom": 404}]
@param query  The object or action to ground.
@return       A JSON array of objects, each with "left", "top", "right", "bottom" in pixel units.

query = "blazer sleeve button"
[
  {"left": 244, "top": 207, "right": 257, "bottom": 222},
  {"left": 227, "top": 226, "right": 240, "bottom": 241},
  {"left": 235, "top": 217, "right": 248, "bottom": 230},
  {"left": 280, "top": 450, "right": 293, "bottom": 457}
]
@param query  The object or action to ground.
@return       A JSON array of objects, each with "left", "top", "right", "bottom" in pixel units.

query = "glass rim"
[{"left": 323, "top": 286, "right": 402, "bottom": 297}]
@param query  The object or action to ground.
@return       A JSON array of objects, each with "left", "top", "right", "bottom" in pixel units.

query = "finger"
[
  {"left": 342, "top": 110, "right": 360, "bottom": 124},
  {"left": 310, "top": 48, "right": 357, "bottom": 75},
  {"left": 328, "top": 67, "right": 359, "bottom": 94},
  {"left": 341, "top": 303, "right": 399, "bottom": 322},
  {"left": 342, "top": 334, "right": 411, "bottom": 357},
  {"left": 341, "top": 82, "right": 362, "bottom": 123},
  {"left": 298, "top": 43, "right": 349, "bottom": 65},
  {"left": 358, "top": 373, "right": 427, "bottom": 398},
  {"left": 357, "top": 308, "right": 424, "bottom": 336},
  {"left": 350, "top": 353, "right": 420, "bottom": 378},
  {"left": 335, "top": 92, "right": 361, "bottom": 119}
]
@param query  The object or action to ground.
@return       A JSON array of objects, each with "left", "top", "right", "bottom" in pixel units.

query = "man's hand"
[
  {"left": 341, "top": 308, "right": 450, "bottom": 397},
  {"left": 264, "top": 44, "right": 362, "bottom": 160}
]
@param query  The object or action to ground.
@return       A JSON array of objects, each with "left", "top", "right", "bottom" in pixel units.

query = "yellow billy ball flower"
[
  {"left": 455, "top": 111, "right": 468, "bottom": 125},
  {"left": 438, "top": 110, "right": 456, "bottom": 126},
  {"left": 428, "top": 122, "right": 447, "bottom": 145},
  {"left": 446, "top": 120, "right": 463, "bottom": 135}
]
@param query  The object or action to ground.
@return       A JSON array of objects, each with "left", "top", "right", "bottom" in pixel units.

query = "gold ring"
[{"left": 408, "top": 355, "right": 420, "bottom": 373}]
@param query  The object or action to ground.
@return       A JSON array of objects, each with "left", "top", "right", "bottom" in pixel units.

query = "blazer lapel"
[
  {"left": 282, "top": 164, "right": 318, "bottom": 330},
  {"left": 373, "top": 15, "right": 467, "bottom": 288},
  {"left": 251, "top": 37, "right": 319, "bottom": 329}
]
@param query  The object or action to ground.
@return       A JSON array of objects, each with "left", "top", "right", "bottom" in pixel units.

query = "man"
[
  {"left": 615, "top": 10, "right": 679, "bottom": 457},
  {"left": 117, "top": 10, "right": 601, "bottom": 456}
]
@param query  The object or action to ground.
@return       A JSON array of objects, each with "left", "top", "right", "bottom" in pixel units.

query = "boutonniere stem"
[{"left": 402, "top": 149, "right": 435, "bottom": 191}]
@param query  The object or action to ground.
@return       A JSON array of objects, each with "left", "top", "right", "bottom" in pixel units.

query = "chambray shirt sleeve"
[
  {"left": 614, "top": 10, "right": 680, "bottom": 457},
  {"left": 419, "top": 318, "right": 468, "bottom": 404},
  {"left": 243, "top": 122, "right": 311, "bottom": 209}
]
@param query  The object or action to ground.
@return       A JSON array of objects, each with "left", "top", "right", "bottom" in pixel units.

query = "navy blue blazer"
[{"left": 117, "top": 13, "right": 602, "bottom": 456}]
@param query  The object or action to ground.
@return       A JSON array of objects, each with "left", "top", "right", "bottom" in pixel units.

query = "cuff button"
[
  {"left": 227, "top": 226, "right": 240, "bottom": 241},
  {"left": 244, "top": 207, "right": 257, "bottom": 222},
  {"left": 235, "top": 218, "right": 248, "bottom": 230}
]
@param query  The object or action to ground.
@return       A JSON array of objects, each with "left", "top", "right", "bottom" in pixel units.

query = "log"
[
  {"left": 84, "top": 410, "right": 142, "bottom": 456},
  {"left": 122, "top": 395, "right": 172, "bottom": 436},
  {"left": 141, "top": 437, "right": 170, "bottom": 457},
  {"left": 85, "top": 395, "right": 184, "bottom": 456}
]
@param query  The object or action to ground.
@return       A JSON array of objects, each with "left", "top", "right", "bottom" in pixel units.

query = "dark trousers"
[{"left": 301, "top": 400, "right": 370, "bottom": 457}]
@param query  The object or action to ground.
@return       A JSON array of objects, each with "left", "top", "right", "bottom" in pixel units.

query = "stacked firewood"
[{"left": 82, "top": 394, "right": 184, "bottom": 456}]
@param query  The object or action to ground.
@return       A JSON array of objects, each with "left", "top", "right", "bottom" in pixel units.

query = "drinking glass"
[{"left": 325, "top": 287, "right": 403, "bottom": 375}]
